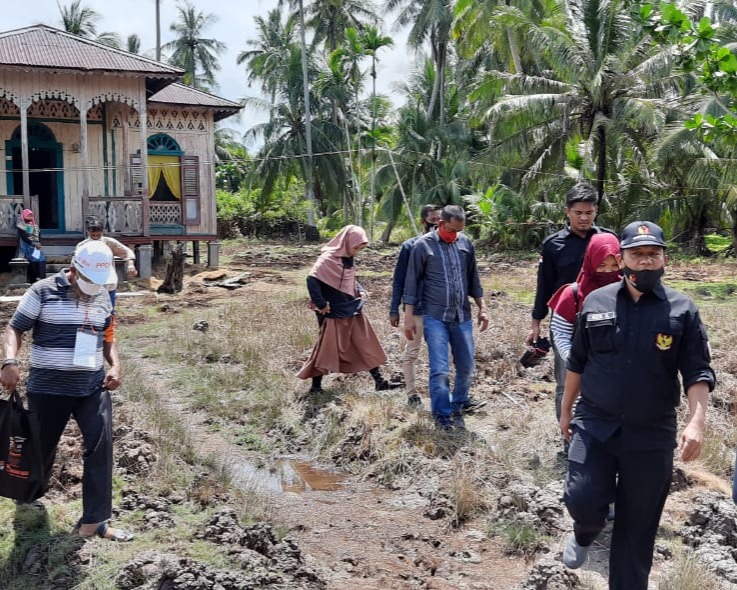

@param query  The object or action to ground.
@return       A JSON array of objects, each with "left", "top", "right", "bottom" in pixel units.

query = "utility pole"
[
  {"left": 155, "top": 0, "right": 162, "bottom": 61},
  {"left": 298, "top": 0, "right": 317, "bottom": 234}
]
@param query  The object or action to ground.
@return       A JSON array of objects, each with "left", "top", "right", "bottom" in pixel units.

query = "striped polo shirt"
[{"left": 9, "top": 270, "right": 113, "bottom": 397}]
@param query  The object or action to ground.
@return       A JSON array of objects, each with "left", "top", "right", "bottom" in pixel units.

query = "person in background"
[
  {"left": 16, "top": 208, "right": 46, "bottom": 283},
  {"left": 297, "top": 225, "right": 400, "bottom": 393},
  {"left": 559, "top": 221, "right": 714, "bottom": 589},
  {"left": 389, "top": 204, "right": 441, "bottom": 407},
  {"left": 0, "top": 240, "right": 133, "bottom": 542},
  {"left": 526, "top": 183, "right": 614, "bottom": 423},
  {"left": 403, "top": 205, "right": 489, "bottom": 431},
  {"left": 75, "top": 216, "right": 137, "bottom": 307}
]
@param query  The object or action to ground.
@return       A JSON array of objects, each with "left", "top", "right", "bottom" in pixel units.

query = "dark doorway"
[
  {"left": 6, "top": 122, "right": 64, "bottom": 232},
  {"left": 12, "top": 147, "right": 59, "bottom": 230}
]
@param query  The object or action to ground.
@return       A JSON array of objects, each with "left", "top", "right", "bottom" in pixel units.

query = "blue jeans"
[{"left": 423, "top": 316, "right": 474, "bottom": 426}]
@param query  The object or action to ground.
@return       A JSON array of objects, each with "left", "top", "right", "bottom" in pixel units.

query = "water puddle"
[{"left": 235, "top": 459, "right": 345, "bottom": 494}]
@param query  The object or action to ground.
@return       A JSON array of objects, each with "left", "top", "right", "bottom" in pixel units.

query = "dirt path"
[{"left": 122, "top": 333, "right": 528, "bottom": 590}]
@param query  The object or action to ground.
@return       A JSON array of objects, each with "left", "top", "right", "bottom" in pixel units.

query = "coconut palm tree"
[
  {"left": 472, "top": 0, "right": 681, "bottom": 202},
  {"left": 361, "top": 25, "right": 393, "bottom": 236},
  {"left": 126, "top": 34, "right": 141, "bottom": 54},
  {"left": 277, "top": 0, "right": 319, "bottom": 227},
  {"left": 58, "top": 0, "right": 99, "bottom": 37},
  {"left": 163, "top": 1, "right": 226, "bottom": 89},
  {"left": 237, "top": 9, "right": 298, "bottom": 107},
  {"left": 245, "top": 45, "right": 346, "bottom": 216},
  {"left": 306, "top": 0, "right": 380, "bottom": 54},
  {"left": 58, "top": 0, "right": 121, "bottom": 47},
  {"left": 385, "top": 0, "right": 454, "bottom": 125}
]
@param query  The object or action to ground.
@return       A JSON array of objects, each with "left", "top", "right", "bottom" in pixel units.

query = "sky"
[{"left": 2, "top": 0, "right": 412, "bottom": 147}]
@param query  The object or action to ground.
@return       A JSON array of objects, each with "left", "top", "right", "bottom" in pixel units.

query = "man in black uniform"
[
  {"left": 559, "top": 221, "right": 714, "bottom": 590},
  {"left": 526, "top": 183, "right": 612, "bottom": 422}
]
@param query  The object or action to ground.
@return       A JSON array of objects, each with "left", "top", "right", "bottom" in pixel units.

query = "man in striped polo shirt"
[{"left": 0, "top": 240, "right": 133, "bottom": 542}]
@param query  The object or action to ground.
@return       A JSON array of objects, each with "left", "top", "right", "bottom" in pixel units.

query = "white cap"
[{"left": 72, "top": 241, "right": 117, "bottom": 287}]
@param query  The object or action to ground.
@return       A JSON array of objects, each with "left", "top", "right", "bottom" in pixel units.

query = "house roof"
[
  {"left": 149, "top": 83, "right": 243, "bottom": 122},
  {"left": 0, "top": 25, "right": 183, "bottom": 95}
]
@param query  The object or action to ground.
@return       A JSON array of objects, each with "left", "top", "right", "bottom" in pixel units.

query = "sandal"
[{"left": 80, "top": 520, "right": 134, "bottom": 542}]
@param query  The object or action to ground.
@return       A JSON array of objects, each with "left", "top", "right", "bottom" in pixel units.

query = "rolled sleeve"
[{"left": 679, "top": 310, "right": 716, "bottom": 392}]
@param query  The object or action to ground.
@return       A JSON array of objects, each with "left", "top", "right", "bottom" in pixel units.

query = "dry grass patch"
[{"left": 657, "top": 548, "right": 721, "bottom": 590}]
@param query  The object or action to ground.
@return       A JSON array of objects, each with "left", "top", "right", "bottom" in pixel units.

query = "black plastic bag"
[{"left": 0, "top": 390, "right": 44, "bottom": 502}]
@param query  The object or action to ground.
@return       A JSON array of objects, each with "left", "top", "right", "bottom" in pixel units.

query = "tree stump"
[{"left": 157, "top": 242, "right": 185, "bottom": 294}]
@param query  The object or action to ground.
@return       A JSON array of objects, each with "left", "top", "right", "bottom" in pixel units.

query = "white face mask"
[{"left": 76, "top": 275, "right": 103, "bottom": 296}]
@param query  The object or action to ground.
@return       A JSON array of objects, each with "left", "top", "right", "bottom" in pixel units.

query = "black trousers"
[
  {"left": 564, "top": 429, "right": 673, "bottom": 590},
  {"left": 27, "top": 389, "right": 113, "bottom": 524}
]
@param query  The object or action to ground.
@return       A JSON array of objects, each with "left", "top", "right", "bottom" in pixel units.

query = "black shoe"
[
  {"left": 375, "top": 379, "right": 401, "bottom": 391},
  {"left": 407, "top": 394, "right": 422, "bottom": 408},
  {"left": 308, "top": 386, "right": 323, "bottom": 394},
  {"left": 461, "top": 397, "right": 487, "bottom": 413}
]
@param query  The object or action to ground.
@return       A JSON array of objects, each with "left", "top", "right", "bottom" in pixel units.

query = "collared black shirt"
[
  {"left": 532, "top": 225, "right": 613, "bottom": 320},
  {"left": 567, "top": 280, "right": 715, "bottom": 450}
]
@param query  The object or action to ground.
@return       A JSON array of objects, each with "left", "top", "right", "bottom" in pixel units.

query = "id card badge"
[{"left": 73, "top": 328, "right": 98, "bottom": 368}]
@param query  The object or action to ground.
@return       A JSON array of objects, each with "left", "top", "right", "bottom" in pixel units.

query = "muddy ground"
[{"left": 3, "top": 240, "right": 737, "bottom": 590}]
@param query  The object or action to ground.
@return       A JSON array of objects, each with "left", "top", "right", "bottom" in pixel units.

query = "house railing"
[
  {"left": 0, "top": 194, "right": 183, "bottom": 238},
  {"left": 85, "top": 197, "right": 182, "bottom": 236},
  {"left": 0, "top": 195, "right": 39, "bottom": 237}
]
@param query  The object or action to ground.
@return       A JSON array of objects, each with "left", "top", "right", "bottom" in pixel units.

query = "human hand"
[
  {"left": 559, "top": 409, "right": 573, "bottom": 443},
  {"left": 389, "top": 313, "right": 400, "bottom": 328},
  {"left": 678, "top": 422, "right": 704, "bottom": 462},
  {"left": 404, "top": 317, "right": 416, "bottom": 341},
  {"left": 318, "top": 303, "right": 331, "bottom": 315},
  {"left": 478, "top": 310, "right": 489, "bottom": 332},
  {"left": 126, "top": 263, "right": 138, "bottom": 277},
  {"left": 525, "top": 325, "right": 540, "bottom": 346},
  {"left": 0, "top": 364, "right": 20, "bottom": 391},
  {"left": 103, "top": 366, "right": 121, "bottom": 391}
]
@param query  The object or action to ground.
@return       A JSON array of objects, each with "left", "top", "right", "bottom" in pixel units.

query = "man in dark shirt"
[
  {"left": 390, "top": 204, "right": 441, "bottom": 407},
  {"left": 403, "top": 205, "right": 489, "bottom": 430},
  {"left": 559, "top": 221, "right": 715, "bottom": 590},
  {"left": 526, "top": 183, "right": 612, "bottom": 422}
]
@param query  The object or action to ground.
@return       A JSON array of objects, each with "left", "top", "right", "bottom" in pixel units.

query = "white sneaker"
[{"left": 562, "top": 534, "right": 590, "bottom": 569}]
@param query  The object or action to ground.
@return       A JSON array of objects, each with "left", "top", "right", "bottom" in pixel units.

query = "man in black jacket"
[
  {"left": 559, "top": 221, "right": 714, "bottom": 589},
  {"left": 526, "top": 183, "right": 613, "bottom": 422}
]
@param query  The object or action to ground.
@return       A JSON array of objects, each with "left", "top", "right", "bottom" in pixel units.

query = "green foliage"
[
  {"left": 633, "top": 2, "right": 737, "bottom": 144},
  {"left": 464, "top": 183, "right": 548, "bottom": 248},
  {"left": 705, "top": 233, "right": 731, "bottom": 253},
  {"left": 216, "top": 183, "right": 311, "bottom": 239}
]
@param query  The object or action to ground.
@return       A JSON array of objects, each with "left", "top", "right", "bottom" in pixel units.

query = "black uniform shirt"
[
  {"left": 567, "top": 280, "right": 715, "bottom": 450},
  {"left": 532, "top": 225, "right": 613, "bottom": 320}
]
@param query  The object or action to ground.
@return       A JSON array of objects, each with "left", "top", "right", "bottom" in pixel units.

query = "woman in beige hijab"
[{"left": 297, "top": 225, "right": 399, "bottom": 393}]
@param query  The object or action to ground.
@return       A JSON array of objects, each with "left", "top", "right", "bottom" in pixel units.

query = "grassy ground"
[{"left": 0, "top": 242, "right": 736, "bottom": 588}]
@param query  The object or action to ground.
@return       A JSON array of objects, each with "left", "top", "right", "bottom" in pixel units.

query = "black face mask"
[{"left": 622, "top": 266, "right": 664, "bottom": 293}]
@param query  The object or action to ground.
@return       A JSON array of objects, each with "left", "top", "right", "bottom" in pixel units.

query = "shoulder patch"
[{"left": 588, "top": 312, "right": 616, "bottom": 322}]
